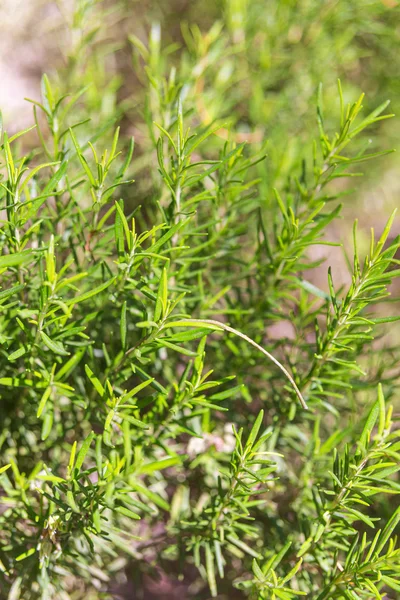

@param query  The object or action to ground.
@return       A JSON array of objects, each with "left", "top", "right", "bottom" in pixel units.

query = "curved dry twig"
[{"left": 164, "top": 318, "right": 308, "bottom": 410}]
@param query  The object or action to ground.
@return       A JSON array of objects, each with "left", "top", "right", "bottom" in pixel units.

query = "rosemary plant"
[{"left": 0, "top": 2, "right": 399, "bottom": 599}]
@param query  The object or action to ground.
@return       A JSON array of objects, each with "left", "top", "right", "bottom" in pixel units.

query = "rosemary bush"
[{"left": 1, "top": 2, "right": 400, "bottom": 599}]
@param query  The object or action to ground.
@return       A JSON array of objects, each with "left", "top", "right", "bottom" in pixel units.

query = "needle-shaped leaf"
[
  {"left": 74, "top": 431, "right": 95, "bottom": 473},
  {"left": 40, "top": 331, "right": 70, "bottom": 356}
]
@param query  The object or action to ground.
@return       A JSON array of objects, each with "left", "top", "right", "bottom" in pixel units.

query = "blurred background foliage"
[{"left": 1, "top": 0, "right": 399, "bottom": 242}]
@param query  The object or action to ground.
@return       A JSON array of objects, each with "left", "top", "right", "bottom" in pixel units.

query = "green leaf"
[
  {"left": 265, "top": 541, "right": 292, "bottom": 574},
  {"left": 377, "top": 384, "right": 385, "bottom": 437},
  {"left": 118, "top": 413, "right": 148, "bottom": 429},
  {"left": 115, "top": 199, "right": 131, "bottom": 254},
  {"left": 374, "top": 208, "right": 397, "bottom": 258},
  {"left": 8, "top": 347, "right": 27, "bottom": 361},
  {"left": 360, "top": 399, "right": 380, "bottom": 449},
  {"left": 42, "top": 161, "right": 67, "bottom": 195},
  {"left": 294, "top": 278, "right": 330, "bottom": 301},
  {"left": 69, "top": 127, "right": 96, "bottom": 185},
  {"left": 15, "top": 548, "right": 36, "bottom": 562},
  {"left": 319, "top": 427, "right": 351, "bottom": 455},
  {"left": 36, "top": 473, "right": 65, "bottom": 484},
  {"left": 42, "top": 410, "right": 54, "bottom": 441},
  {"left": 154, "top": 267, "right": 168, "bottom": 321},
  {"left": 214, "top": 540, "right": 224, "bottom": 579},
  {"left": 41, "top": 73, "right": 54, "bottom": 111},
  {"left": 381, "top": 575, "right": 400, "bottom": 593},
  {"left": 375, "top": 506, "right": 400, "bottom": 554},
  {"left": 124, "top": 378, "right": 154, "bottom": 400},
  {"left": 251, "top": 559, "right": 264, "bottom": 581},
  {"left": 37, "top": 386, "right": 52, "bottom": 418},
  {"left": 0, "top": 284, "right": 25, "bottom": 303},
  {"left": 345, "top": 506, "right": 375, "bottom": 529},
  {"left": 245, "top": 410, "right": 264, "bottom": 451},
  {"left": 149, "top": 217, "right": 191, "bottom": 253},
  {"left": 186, "top": 122, "right": 227, "bottom": 153},
  {"left": 40, "top": 331, "right": 70, "bottom": 356},
  {"left": 120, "top": 301, "right": 127, "bottom": 350},
  {"left": 370, "top": 315, "right": 400, "bottom": 324},
  {"left": 68, "top": 441, "right": 77, "bottom": 474},
  {"left": 140, "top": 456, "right": 185, "bottom": 474},
  {"left": 115, "top": 505, "right": 141, "bottom": 520},
  {"left": 226, "top": 535, "right": 261, "bottom": 559},
  {"left": 74, "top": 431, "right": 95, "bottom": 473},
  {"left": 0, "top": 251, "right": 34, "bottom": 270},
  {"left": 153, "top": 121, "right": 178, "bottom": 154},
  {"left": 210, "top": 384, "right": 244, "bottom": 401},
  {"left": 65, "top": 277, "right": 116, "bottom": 305},
  {"left": 205, "top": 543, "right": 217, "bottom": 597},
  {"left": 85, "top": 365, "right": 105, "bottom": 397},
  {"left": 130, "top": 481, "right": 170, "bottom": 511},
  {"left": 281, "top": 558, "right": 303, "bottom": 584},
  {"left": 55, "top": 348, "right": 86, "bottom": 380},
  {"left": 155, "top": 338, "right": 198, "bottom": 357}
]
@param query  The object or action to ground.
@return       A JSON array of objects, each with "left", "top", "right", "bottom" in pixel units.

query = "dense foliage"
[{"left": 1, "top": 1, "right": 399, "bottom": 599}]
